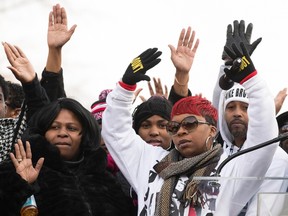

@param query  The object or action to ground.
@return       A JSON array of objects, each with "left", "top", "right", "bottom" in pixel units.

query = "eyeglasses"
[{"left": 166, "top": 116, "right": 211, "bottom": 136}]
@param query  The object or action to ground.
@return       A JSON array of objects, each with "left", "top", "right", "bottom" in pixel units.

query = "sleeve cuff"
[{"left": 118, "top": 81, "right": 136, "bottom": 91}]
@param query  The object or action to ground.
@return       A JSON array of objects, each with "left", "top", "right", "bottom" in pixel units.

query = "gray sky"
[{"left": 1, "top": 0, "right": 288, "bottom": 113}]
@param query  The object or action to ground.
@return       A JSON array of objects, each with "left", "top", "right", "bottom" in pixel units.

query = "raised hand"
[
  {"left": 134, "top": 77, "right": 168, "bottom": 102},
  {"left": 10, "top": 139, "right": 44, "bottom": 184},
  {"left": 168, "top": 26, "right": 199, "bottom": 77},
  {"left": 47, "top": 4, "right": 77, "bottom": 49},
  {"left": 274, "top": 88, "right": 287, "bottom": 114},
  {"left": 122, "top": 48, "right": 162, "bottom": 85},
  {"left": 3, "top": 42, "right": 36, "bottom": 83},
  {"left": 224, "top": 42, "right": 256, "bottom": 84},
  {"left": 148, "top": 77, "right": 168, "bottom": 99},
  {"left": 133, "top": 88, "right": 143, "bottom": 104},
  {"left": 222, "top": 20, "right": 262, "bottom": 61}
]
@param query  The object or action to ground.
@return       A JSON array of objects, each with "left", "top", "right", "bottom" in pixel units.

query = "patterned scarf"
[
  {"left": 153, "top": 144, "right": 223, "bottom": 216},
  {"left": 0, "top": 104, "right": 27, "bottom": 162}
]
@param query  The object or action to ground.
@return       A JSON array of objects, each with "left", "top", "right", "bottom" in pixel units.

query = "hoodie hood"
[{"left": 218, "top": 83, "right": 249, "bottom": 154}]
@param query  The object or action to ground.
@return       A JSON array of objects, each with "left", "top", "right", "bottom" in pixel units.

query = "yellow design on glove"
[{"left": 131, "top": 57, "right": 144, "bottom": 73}]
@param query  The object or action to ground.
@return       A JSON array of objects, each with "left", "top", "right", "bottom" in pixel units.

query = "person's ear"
[
  {"left": 210, "top": 125, "right": 217, "bottom": 137},
  {"left": 14, "top": 108, "right": 21, "bottom": 117},
  {"left": 8, "top": 108, "right": 21, "bottom": 118}
]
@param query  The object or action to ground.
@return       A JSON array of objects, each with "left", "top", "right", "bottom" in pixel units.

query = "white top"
[{"left": 102, "top": 74, "right": 286, "bottom": 216}]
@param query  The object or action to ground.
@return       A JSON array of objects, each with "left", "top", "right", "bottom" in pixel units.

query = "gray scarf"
[{"left": 153, "top": 144, "right": 223, "bottom": 216}]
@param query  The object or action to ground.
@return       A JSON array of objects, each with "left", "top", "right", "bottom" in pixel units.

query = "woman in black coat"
[{"left": 0, "top": 97, "right": 134, "bottom": 216}]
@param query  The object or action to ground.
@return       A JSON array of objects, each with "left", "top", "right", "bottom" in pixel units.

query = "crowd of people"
[{"left": 0, "top": 3, "right": 287, "bottom": 216}]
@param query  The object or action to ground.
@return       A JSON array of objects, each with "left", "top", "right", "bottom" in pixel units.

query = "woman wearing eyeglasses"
[
  {"left": 102, "top": 47, "right": 223, "bottom": 216},
  {"left": 166, "top": 97, "right": 220, "bottom": 158}
]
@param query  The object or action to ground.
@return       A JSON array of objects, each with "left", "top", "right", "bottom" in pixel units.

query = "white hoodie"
[{"left": 212, "top": 66, "right": 288, "bottom": 216}]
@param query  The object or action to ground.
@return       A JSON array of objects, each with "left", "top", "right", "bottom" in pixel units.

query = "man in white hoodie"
[
  {"left": 212, "top": 20, "right": 288, "bottom": 215},
  {"left": 213, "top": 82, "right": 288, "bottom": 215}
]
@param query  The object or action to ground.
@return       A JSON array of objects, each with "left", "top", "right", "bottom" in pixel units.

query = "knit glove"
[
  {"left": 223, "top": 42, "right": 257, "bottom": 84},
  {"left": 122, "top": 48, "right": 162, "bottom": 85},
  {"left": 222, "top": 20, "right": 262, "bottom": 61}
]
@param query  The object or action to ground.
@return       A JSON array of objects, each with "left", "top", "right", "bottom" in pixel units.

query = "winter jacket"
[{"left": 0, "top": 134, "right": 135, "bottom": 216}]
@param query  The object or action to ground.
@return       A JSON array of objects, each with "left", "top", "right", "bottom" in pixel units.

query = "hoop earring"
[{"left": 205, "top": 136, "right": 212, "bottom": 150}]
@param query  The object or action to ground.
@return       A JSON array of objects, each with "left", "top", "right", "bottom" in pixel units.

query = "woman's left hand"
[{"left": 10, "top": 139, "right": 44, "bottom": 184}]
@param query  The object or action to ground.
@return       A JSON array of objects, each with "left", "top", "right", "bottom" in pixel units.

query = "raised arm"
[
  {"left": 213, "top": 20, "right": 262, "bottom": 109},
  {"left": 3, "top": 42, "right": 49, "bottom": 119},
  {"left": 216, "top": 31, "right": 279, "bottom": 216},
  {"left": 168, "top": 26, "right": 199, "bottom": 104},
  {"left": 46, "top": 3, "right": 76, "bottom": 72},
  {"left": 134, "top": 77, "right": 168, "bottom": 103},
  {"left": 41, "top": 3, "right": 77, "bottom": 101},
  {"left": 102, "top": 48, "right": 164, "bottom": 190},
  {"left": 274, "top": 88, "right": 287, "bottom": 115}
]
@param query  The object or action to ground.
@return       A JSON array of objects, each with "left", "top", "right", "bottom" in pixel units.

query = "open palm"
[
  {"left": 10, "top": 140, "right": 44, "bottom": 184},
  {"left": 47, "top": 4, "right": 76, "bottom": 48},
  {"left": 168, "top": 26, "right": 199, "bottom": 73}
]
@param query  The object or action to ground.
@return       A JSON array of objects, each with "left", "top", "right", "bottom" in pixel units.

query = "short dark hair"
[
  {"left": 6, "top": 81, "right": 24, "bottom": 108},
  {"left": 0, "top": 75, "right": 9, "bottom": 100}
]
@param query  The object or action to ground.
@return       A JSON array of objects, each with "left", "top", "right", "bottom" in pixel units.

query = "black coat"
[{"left": 0, "top": 135, "right": 134, "bottom": 216}]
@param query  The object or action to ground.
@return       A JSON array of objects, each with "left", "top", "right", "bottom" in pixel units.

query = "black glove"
[
  {"left": 222, "top": 20, "right": 262, "bottom": 61},
  {"left": 219, "top": 58, "right": 241, "bottom": 90},
  {"left": 122, "top": 48, "right": 162, "bottom": 85},
  {"left": 223, "top": 42, "right": 257, "bottom": 84}
]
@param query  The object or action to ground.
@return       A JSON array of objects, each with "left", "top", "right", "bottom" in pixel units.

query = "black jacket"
[
  {"left": 168, "top": 85, "right": 192, "bottom": 105},
  {"left": 0, "top": 135, "right": 134, "bottom": 216}
]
